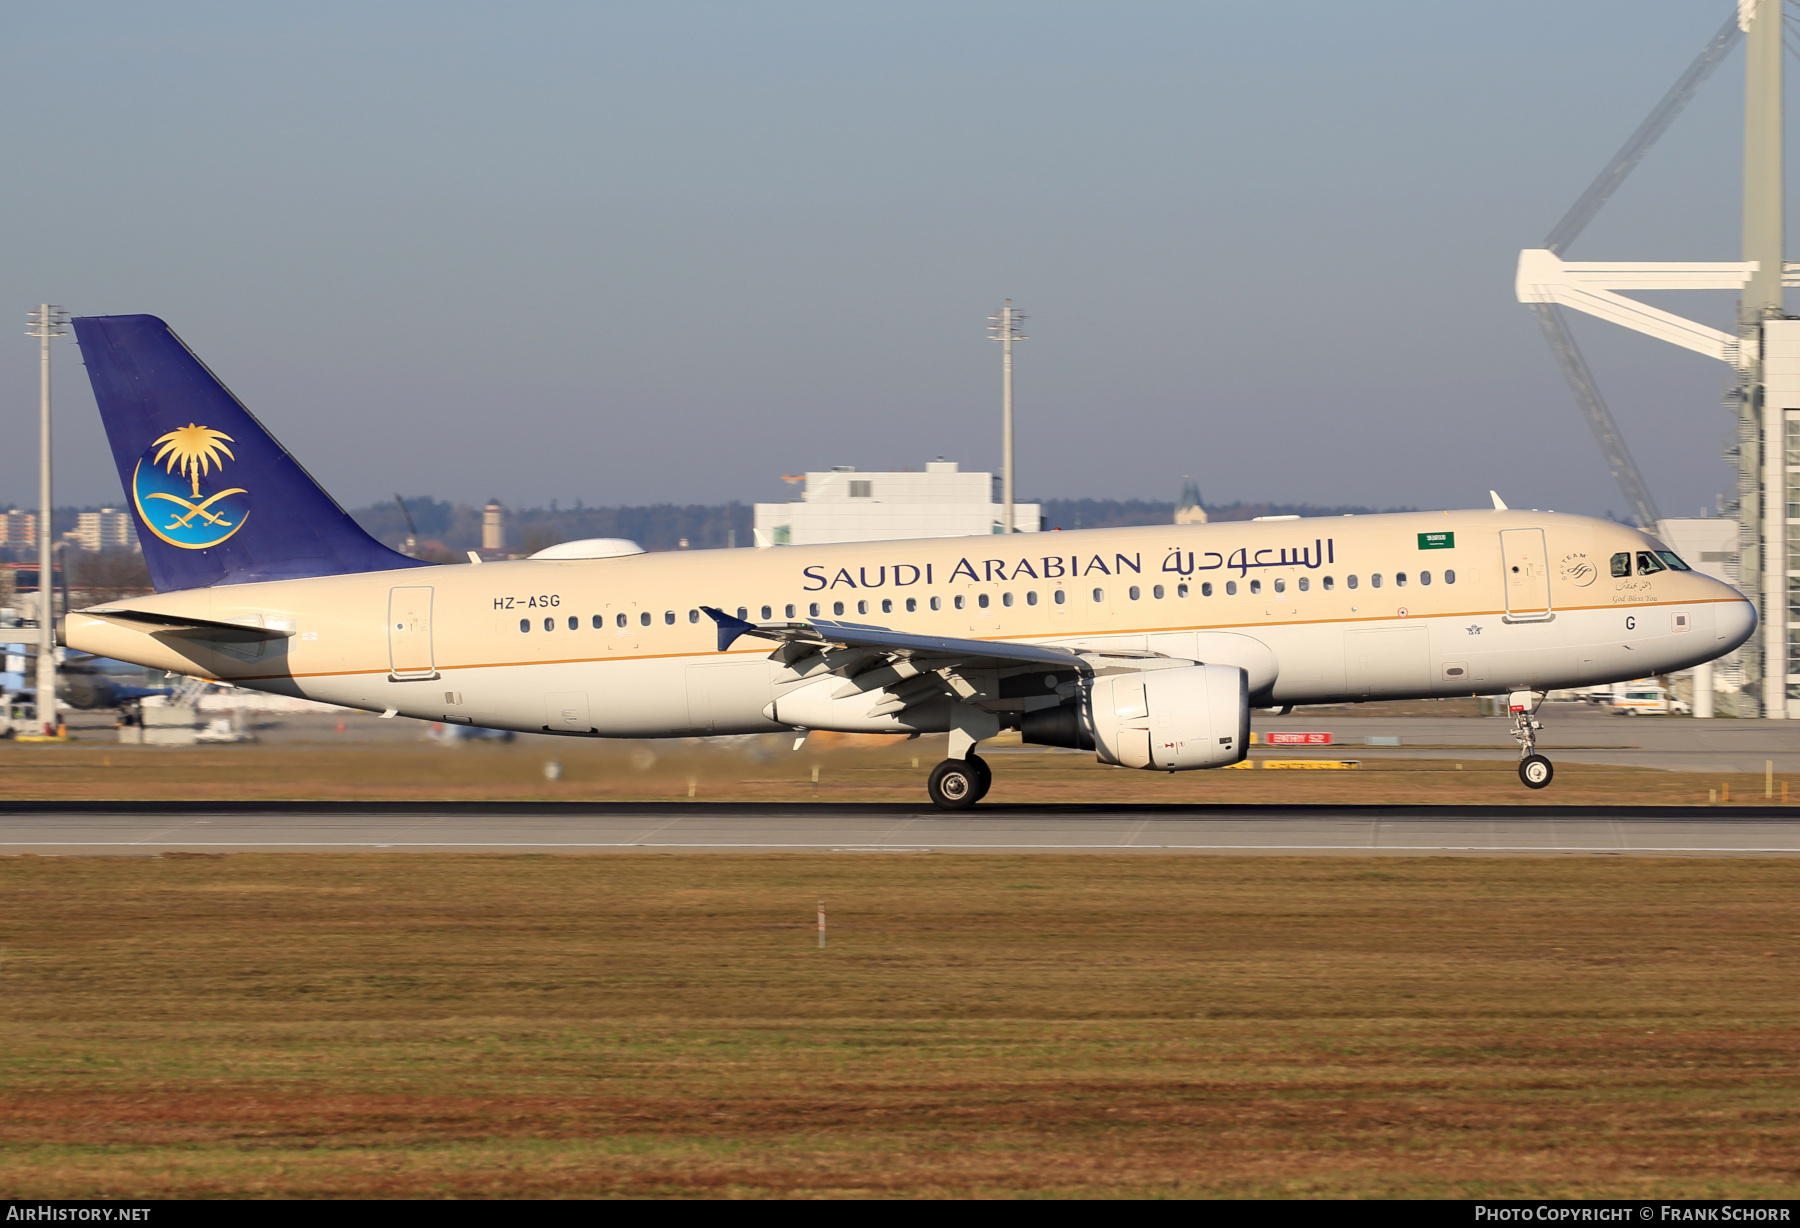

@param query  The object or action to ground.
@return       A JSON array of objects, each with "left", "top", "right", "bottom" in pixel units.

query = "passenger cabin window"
[
  {"left": 978, "top": 594, "right": 989, "bottom": 608},
  {"left": 1297, "top": 577, "right": 1308, "bottom": 592},
  {"left": 544, "top": 617, "right": 554, "bottom": 631},
  {"left": 639, "top": 612, "right": 651, "bottom": 626},
  {"left": 833, "top": 601, "right": 845, "bottom": 615},
  {"left": 1128, "top": 586, "right": 1141, "bottom": 600},
  {"left": 1346, "top": 575, "right": 1358, "bottom": 589},
  {"left": 689, "top": 609, "right": 700, "bottom": 623},
  {"left": 785, "top": 604, "right": 796, "bottom": 618},
  {"left": 568, "top": 616, "right": 578, "bottom": 630},
  {"left": 1177, "top": 583, "right": 1190, "bottom": 597},
  {"left": 1249, "top": 580, "right": 1261, "bottom": 595},
  {"left": 857, "top": 600, "right": 868, "bottom": 614},
  {"left": 1026, "top": 591, "right": 1038, "bottom": 606},
  {"left": 1003, "top": 592, "right": 1014, "bottom": 607},
  {"left": 1200, "top": 582, "right": 1212, "bottom": 596},
  {"left": 1272, "top": 579, "right": 1284, "bottom": 593},
  {"left": 1323, "top": 576, "right": 1333, "bottom": 590},
  {"left": 664, "top": 611, "right": 675, "bottom": 625},
  {"left": 1395, "top": 573, "right": 1407, "bottom": 587},
  {"left": 1420, "top": 571, "right": 1431, "bottom": 585},
  {"left": 1444, "top": 570, "right": 1456, "bottom": 584},
  {"left": 906, "top": 597, "right": 917, "bottom": 612},
  {"left": 931, "top": 596, "right": 942, "bottom": 610},
  {"left": 1152, "top": 584, "right": 1164, "bottom": 599},
  {"left": 809, "top": 603, "right": 820, "bottom": 617},
  {"left": 616, "top": 613, "right": 627, "bottom": 628},
  {"left": 1611, "top": 552, "right": 1631, "bottom": 578},
  {"left": 1636, "top": 552, "right": 1666, "bottom": 576},
  {"left": 1225, "top": 581, "right": 1237, "bottom": 595},
  {"left": 761, "top": 605, "right": 772, "bottom": 619},
  {"left": 520, "top": 618, "right": 530, "bottom": 633},
  {"left": 1371, "top": 574, "right": 1383, "bottom": 588},
  {"left": 954, "top": 595, "right": 966, "bottom": 610},
  {"left": 882, "top": 598, "right": 893, "bottom": 613},
  {"left": 1053, "top": 590, "right": 1066, "bottom": 605},
  {"left": 592, "top": 615, "right": 603, "bottom": 629},
  {"left": 1092, "top": 588, "right": 1105, "bottom": 602}
]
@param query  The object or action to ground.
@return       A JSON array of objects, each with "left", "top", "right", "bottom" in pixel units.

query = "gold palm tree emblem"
[{"left": 152, "top": 423, "right": 236, "bottom": 497}]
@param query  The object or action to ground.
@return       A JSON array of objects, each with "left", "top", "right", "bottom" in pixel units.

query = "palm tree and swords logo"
[{"left": 130, "top": 423, "right": 252, "bottom": 549}]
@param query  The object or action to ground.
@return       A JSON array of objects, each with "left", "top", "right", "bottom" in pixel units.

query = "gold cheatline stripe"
[{"left": 213, "top": 595, "right": 1741, "bottom": 685}]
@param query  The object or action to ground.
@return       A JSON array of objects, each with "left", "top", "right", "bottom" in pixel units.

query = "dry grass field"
[
  {"left": 3, "top": 853, "right": 1800, "bottom": 1198},
  {"left": 0, "top": 733, "right": 1789, "bottom": 807}
]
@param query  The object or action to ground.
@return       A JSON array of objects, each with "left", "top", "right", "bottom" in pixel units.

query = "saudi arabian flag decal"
[{"left": 131, "top": 423, "right": 252, "bottom": 550}]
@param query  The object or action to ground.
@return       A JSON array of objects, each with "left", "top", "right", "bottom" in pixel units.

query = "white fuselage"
[{"left": 65, "top": 510, "right": 1755, "bottom": 738}]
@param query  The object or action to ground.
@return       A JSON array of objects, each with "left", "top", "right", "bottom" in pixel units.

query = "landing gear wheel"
[
  {"left": 928, "top": 758, "right": 983, "bottom": 810},
  {"left": 1519, "top": 754, "right": 1554, "bottom": 790},
  {"left": 964, "top": 754, "right": 993, "bottom": 802}
]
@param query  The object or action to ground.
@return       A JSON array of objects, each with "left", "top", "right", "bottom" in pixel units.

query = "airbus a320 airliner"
[{"left": 61, "top": 315, "right": 1755, "bottom": 808}]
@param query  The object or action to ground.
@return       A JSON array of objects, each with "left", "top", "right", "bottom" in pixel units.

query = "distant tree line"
[
  {"left": 1036, "top": 499, "right": 1412, "bottom": 530},
  {"left": 353, "top": 497, "right": 758, "bottom": 559},
  {"left": 0, "top": 497, "right": 1423, "bottom": 575},
  {"left": 351, "top": 496, "right": 1415, "bottom": 556}
]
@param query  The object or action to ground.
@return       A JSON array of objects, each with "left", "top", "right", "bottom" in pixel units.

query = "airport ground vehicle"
[{"left": 1610, "top": 679, "right": 1690, "bottom": 715}]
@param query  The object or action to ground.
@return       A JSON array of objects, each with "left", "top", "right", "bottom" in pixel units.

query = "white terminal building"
[{"left": 753, "top": 460, "right": 1041, "bottom": 547}]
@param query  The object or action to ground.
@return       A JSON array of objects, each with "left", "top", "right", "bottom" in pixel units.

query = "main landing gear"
[
  {"left": 1508, "top": 690, "right": 1553, "bottom": 790},
  {"left": 928, "top": 754, "right": 992, "bottom": 810}
]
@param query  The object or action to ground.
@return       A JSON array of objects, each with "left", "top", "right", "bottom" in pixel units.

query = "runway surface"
[{"left": 5, "top": 801, "right": 1800, "bottom": 856}]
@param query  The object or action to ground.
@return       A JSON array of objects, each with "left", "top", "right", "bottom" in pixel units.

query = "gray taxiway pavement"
[
  {"left": 1254, "top": 705, "right": 1800, "bottom": 773},
  {"left": 4, "top": 802, "right": 1800, "bottom": 856}
]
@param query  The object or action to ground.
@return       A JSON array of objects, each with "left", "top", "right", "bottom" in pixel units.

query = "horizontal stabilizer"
[{"left": 83, "top": 607, "right": 295, "bottom": 643}]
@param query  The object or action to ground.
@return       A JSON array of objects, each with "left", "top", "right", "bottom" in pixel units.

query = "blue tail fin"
[{"left": 72, "top": 314, "right": 430, "bottom": 592}]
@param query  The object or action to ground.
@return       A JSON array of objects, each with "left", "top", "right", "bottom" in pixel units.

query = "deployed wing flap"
[{"left": 701, "top": 607, "right": 1077, "bottom": 668}]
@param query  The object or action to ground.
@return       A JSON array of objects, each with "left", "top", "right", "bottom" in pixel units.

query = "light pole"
[
  {"left": 27, "top": 304, "right": 66, "bottom": 736},
  {"left": 988, "top": 300, "right": 1026, "bottom": 533}
]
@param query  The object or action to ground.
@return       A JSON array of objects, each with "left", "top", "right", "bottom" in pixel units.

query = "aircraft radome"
[{"left": 61, "top": 315, "right": 1756, "bottom": 808}]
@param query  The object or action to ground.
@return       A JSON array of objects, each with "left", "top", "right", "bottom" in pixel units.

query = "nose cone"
[{"left": 1715, "top": 588, "right": 1758, "bottom": 654}]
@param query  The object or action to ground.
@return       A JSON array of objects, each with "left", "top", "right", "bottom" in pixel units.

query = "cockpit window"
[
  {"left": 1610, "top": 552, "right": 1631, "bottom": 578},
  {"left": 1656, "top": 550, "right": 1691, "bottom": 572},
  {"left": 1636, "top": 551, "right": 1666, "bottom": 576}
]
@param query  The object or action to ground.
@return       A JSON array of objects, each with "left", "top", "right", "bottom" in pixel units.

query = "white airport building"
[
  {"left": 1655, "top": 516, "right": 1745, "bottom": 716},
  {"left": 753, "top": 460, "right": 1041, "bottom": 547}
]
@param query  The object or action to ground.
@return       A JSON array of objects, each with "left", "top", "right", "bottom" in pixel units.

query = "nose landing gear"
[
  {"left": 1519, "top": 754, "right": 1553, "bottom": 789},
  {"left": 1507, "top": 690, "right": 1553, "bottom": 789}
]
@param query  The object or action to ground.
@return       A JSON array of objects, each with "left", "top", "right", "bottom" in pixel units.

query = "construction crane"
[
  {"left": 393, "top": 493, "right": 419, "bottom": 557},
  {"left": 1525, "top": 9, "right": 1742, "bottom": 528}
]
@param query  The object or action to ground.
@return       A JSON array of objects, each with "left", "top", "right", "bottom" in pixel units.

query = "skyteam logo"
[{"left": 131, "top": 423, "right": 251, "bottom": 550}]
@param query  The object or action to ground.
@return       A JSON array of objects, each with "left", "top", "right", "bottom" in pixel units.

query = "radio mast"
[
  {"left": 26, "top": 304, "right": 67, "bottom": 736},
  {"left": 989, "top": 300, "right": 1026, "bottom": 533}
]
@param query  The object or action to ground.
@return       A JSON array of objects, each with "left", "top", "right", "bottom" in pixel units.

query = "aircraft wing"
[
  {"left": 701, "top": 607, "right": 1077, "bottom": 667},
  {"left": 700, "top": 606, "right": 1193, "bottom": 722}
]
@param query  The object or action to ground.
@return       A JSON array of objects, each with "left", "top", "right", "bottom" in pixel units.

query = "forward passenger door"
[{"left": 1500, "top": 529, "right": 1553, "bottom": 622}]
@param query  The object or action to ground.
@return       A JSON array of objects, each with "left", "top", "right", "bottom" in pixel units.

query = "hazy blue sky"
[{"left": 0, "top": 2, "right": 1784, "bottom": 517}]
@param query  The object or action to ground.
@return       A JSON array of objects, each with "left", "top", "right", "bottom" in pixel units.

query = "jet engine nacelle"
[{"left": 1022, "top": 663, "right": 1249, "bottom": 770}]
